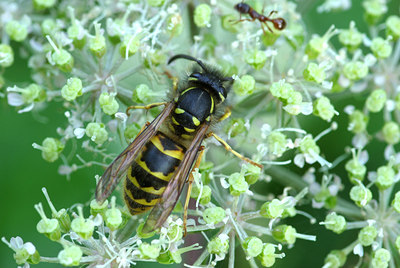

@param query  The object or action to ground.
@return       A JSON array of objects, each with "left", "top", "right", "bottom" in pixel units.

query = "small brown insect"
[{"left": 234, "top": 2, "right": 286, "bottom": 33}]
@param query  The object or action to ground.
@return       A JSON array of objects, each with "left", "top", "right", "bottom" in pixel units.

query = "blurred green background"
[{"left": 1, "top": 1, "right": 399, "bottom": 267}]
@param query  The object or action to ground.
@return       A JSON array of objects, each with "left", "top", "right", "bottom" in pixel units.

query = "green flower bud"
[
  {"left": 305, "top": 26, "right": 339, "bottom": 58},
  {"left": 58, "top": 246, "right": 82, "bottom": 266},
  {"left": 339, "top": 22, "right": 363, "bottom": 51},
  {"left": 228, "top": 172, "right": 248, "bottom": 196},
  {"left": 199, "top": 160, "right": 214, "bottom": 184},
  {"left": 166, "top": 13, "right": 183, "bottom": 37},
  {"left": 157, "top": 250, "right": 183, "bottom": 264},
  {"left": 147, "top": 0, "right": 164, "bottom": 7},
  {"left": 203, "top": 207, "right": 226, "bottom": 225},
  {"left": 366, "top": 89, "right": 386, "bottom": 113},
  {"left": 139, "top": 242, "right": 161, "bottom": 259},
  {"left": 323, "top": 212, "right": 346, "bottom": 234},
  {"left": 243, "top": 236, "right": 263, "bottom": 257},
  {"left": 375, "top": 165, "right": 395, "bottom": 190},
  {"left": 5, "top": 20, "right": 28, "bottom": 42},
  {"left": 267, "top": 131, "right": 287, "bottom": 157},
  {"left": 371, "top": 248, "right": 391, "bottom": 268},
  {"left": 299, "top": 135, "right": 320, "bottom": 156},
  {"left": 371, "top": 37, "right": 392, "bottom": 59},
  {"left": 89, "top": 23, "right": 106, "bottom": 57},
  {"left": 269, "top": 80, "right": 295, "bottom": 103},
  {"left": 225, "top": 118, "right": 246, "bottom": 138},
  {"left": 258, "top": 243, "right": 276, "bottom": 267},
  {"left": 207, "top": 234, "right": 229, "bottom": 256},
  {"left": 35, "top": 203, "right": 61, "bottom": 241},
  {"left": 350, "top": 185, "right": 372, "bottom": 207},
  {"left": 90, "top": 199, "right": 108, "bottom": 217},
  {"left": 243, "top": 163, "right": 261, "bottom": 185},
  {"left": 281, "top": 207, "right": 296, "bottom": 218},
  {"left": 386, "top": 16, "right": 400, "bottom": 40},
  {"left": 222, "top": 14, "right": 240, "bottom": 33},
  {"left": 104, "top": 197, "right": 122, "bottom": 231},
  {"left": 85, "top": 122, "right": 108, "bottom": 145},
  {"left": 194, "top": 4, "right": 212, "bottom": 28},
  {"left": 0, "top": 44, "right": 14, "bottom": 67},
  {"left": 363, "top": 0, "right": 387, "bottom": 25},
  {"left": 313, "top": 96, "right": 335, "bottom": 122},
  {"left": 343, "top": 61, "right": 368, "bottom": 81},
  {"left": 6, "top": 237, "right": 40, "bottom": 265},
  {"left": 382, "top": 121, "right": 400, "bottom": 145},
  {"left": 324, "top": 250, "right": 346, "bottom": 268},
  {"left": 262, "top": 30, "right": 280, "bottom": 46},
  {"left": 286, "top": 91, "right": 303, "bottom": 106},
  {"left": 22, "top": 83, "right": 46, "bottom": 104},
  {"left": 61, "top": 77, "right": 83, "bottom": 101},
  {"left": 41, "top": 19, "right": 58, "bottom": 36},
  {"left": 285, "top": 23, "right": 305, "bottom": 49},
  {"left": 233, "top": 75, "right": 256, "bottom": 96},
  {"left": 349, "top": 110, "right": 368, "bottom": 134},
  {"left": 314, "top": 188, "right": 336, "bottom": 209},
  {"left": 305, "top": 36, "right": 325, "bottom": 59},
  {"left": 245, "top": 49, "right": 267, "bottom": 70},
  {"left": 124, "top": 123, "right": 141, "bottom": 141},
  {"left": 396, "top": 236, "right": 400, "bottom": 251},
  {"left": 132, "top": 84, "right": 153, "bottom": 104},
  {"left": 260, "top": 199, "right": 284, "bottom": 218},
  {"left": 33, "top": 0, "right": 56, "bottom": 10},
  {"left": 120, "top": 35, "right": 140, "bottom": 58},
  {"left": 99, "top": 92, "right": 119, "bottom": 115},
  {"left": 52, "top": 49, "right": 74, "bottom": 72},
  {"left": 67, "top": 22, "right": 86, "bottom": 49},
  {"left": 272, "top": 224, "right": 296, "bottom": 244},
  {"left": 358, "top": 226, "right": 378, "bottom": 246},
  {"left": 303, "top": 62, "right": 326, "bottom": 84},
  {"left": 49, "top": 205, "right": 71, "bottom": 234},
  {"left": 392, "top": 191, "right": 400, "bottom": 213},
  {"left": 144, "top": 50, "right": 166, "bottom": 68},
  {"left": 345, "top": 157, "right": 367, "bottom": 183},
  {"left": 41, "top": 137, "right": 64, "bottom": 162},
  {"left": 167, "top": 223, "right": 183, "bottom": 242},
  {"left": 190, "top": 184, "right": 212, "bottom": 205},
  {"left": 71, "top": 206, "right": 94, "bottom": 239}
]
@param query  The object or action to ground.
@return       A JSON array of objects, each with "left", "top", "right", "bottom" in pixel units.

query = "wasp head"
[{"left": 168, "top": 54, "right": 232, "bottom": 103}]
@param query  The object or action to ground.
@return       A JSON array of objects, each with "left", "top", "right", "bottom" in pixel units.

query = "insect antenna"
[
  {"left": 168, "top": 54, "right": 208, "bottom": 72},
  {"left": 168, "top": 54, "right": 233, "bottom": 81}
]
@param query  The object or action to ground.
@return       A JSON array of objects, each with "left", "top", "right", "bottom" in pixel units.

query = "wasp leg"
[
  {"left": 183, "top": 146, "right": 205, "bottom": 237},
  {"left": 218, "top": 107, "right": 232, "bottom": 122},
  {"left": 126, "top": 102, "right": 167, "bottom": 116},
  {"left": 164, "top": 71, "right": 179, "bottom": 92},
  {"left": 207, "top": 132, "right": 263, "bottom": 169}
]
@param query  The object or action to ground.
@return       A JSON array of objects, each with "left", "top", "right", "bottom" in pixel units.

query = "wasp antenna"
[{"left": 168, "top": 54, "right": 208, "bottom": 72}]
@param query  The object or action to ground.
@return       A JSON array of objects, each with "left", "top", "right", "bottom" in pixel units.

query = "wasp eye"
[{"left": 190, "top": 73, "right": 201, "bottom": 79}]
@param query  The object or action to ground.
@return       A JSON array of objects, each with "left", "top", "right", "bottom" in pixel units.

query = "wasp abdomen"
[{"left": 124, "top": 132, "right": 186, "bottom": 214}]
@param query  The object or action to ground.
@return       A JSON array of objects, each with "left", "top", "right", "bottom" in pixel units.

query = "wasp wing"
[
  {"left": 95, "top": 102, "right": 175, "bottom": 204},
  {"left": 142, "top": 122, "right": 210, "bottom": 233}
]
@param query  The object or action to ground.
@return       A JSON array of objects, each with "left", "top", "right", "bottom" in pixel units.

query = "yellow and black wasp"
[{"left": 95, "top": 54, "right": 262, "bottom": 234}]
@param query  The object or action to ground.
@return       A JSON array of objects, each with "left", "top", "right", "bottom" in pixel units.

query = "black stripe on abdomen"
[
  {"left": 131, "top": 163, "right": 169, "bottom": 190},
  {"left": 139, "top": 141, "right": 181, "bottom": 176}
]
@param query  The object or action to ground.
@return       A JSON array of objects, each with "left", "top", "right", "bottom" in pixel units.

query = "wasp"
[
  {"left": 95, "top": 54, "right": 262, "bottom": 234},
  {"left": 234, "top": 2, "right": 286, "bottom": 33}
]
